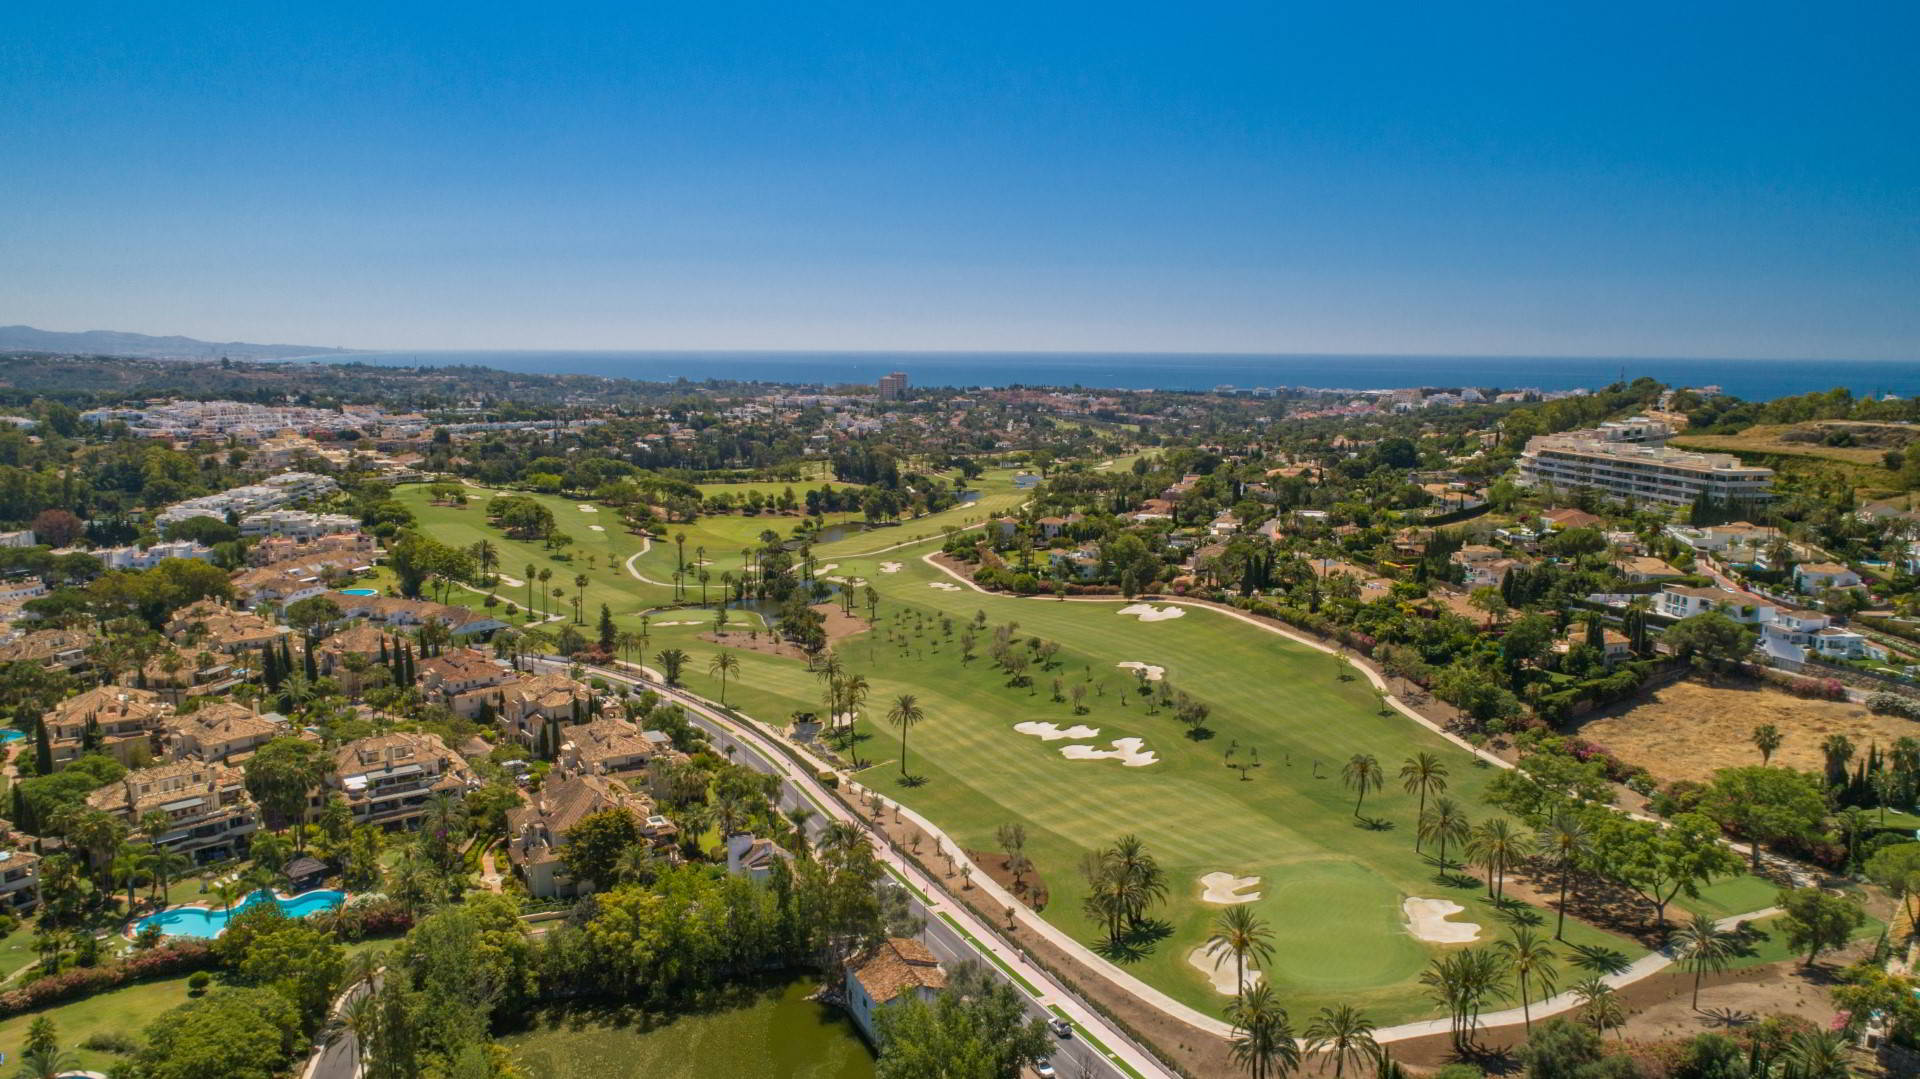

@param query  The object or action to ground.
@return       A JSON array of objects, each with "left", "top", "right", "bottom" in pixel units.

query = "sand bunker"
[
  {"left": 1117, "top": 661, "right": 1165, "bottom": 681},
  {"left": 880, "top": 561, "right": 903, "bottom": 573},
  {"left": 1198, "top": 872, "right": 1262, "bottom": 905},
  {"left": 578, "top": 504, "right": 598, "bottom": 512},
  {"left": 1118, "top": 603, "right": 1185, "bottom": 622},
  {"left": 1188, "top": 946, "right": 1262, "bottom": 995},
  {"left": 1014, "top": 722, "right": 1101, "bottom": 742},
  {"left": 1403, "top": 898, "right": 1481, "bottom": 943},
  {"left": 495, "top": 575, "right": 525, "bottom": 588},
  {"left": 814, "top": 563, "right": 839, "bottom": 575},
  {"left": 929, "top": 582, "right": 962, "bottom": 592},
  {"left": 588, "top": 525, "right": 605, "bottom": 532},
  {"left": 1061, "top": 737, "right": 1158, "bottom": 767},
  {"left": 652, "top": 620, "right": 706, "bottom": 627}
]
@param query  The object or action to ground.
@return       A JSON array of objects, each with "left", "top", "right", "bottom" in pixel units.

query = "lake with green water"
[{"left": 498, "top": 979, "right": 876, "bottom": 1078}]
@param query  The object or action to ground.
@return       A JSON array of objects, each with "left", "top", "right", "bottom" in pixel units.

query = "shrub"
[
  {"left": 81, "top": 1030, "right": 141, "bottom": 1054},
  {"left": 1867, "top": 692, "right": 1920, "bottom": 720},
  {"left": 187, "top": 971, "right": 212, "bottom": 995},
  {"left": 817, "top": 771, "right": 839, "bottom": 789},
  {"left": 0, "top": 940, "right": 215, "bottom": 1017}
]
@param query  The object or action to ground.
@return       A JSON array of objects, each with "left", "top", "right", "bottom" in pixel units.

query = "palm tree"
[
  {"left": 1571, "top": 977, "right": 1625, "bottom": 1041},
  {"left": 1497, "top": 927, "right": 1559, "bottom": 1031},
  {"left": 1751, "top": 723, "right": 1783, "bottom": 766},
  {"left": 614, "top": 630, "right": 643, "bottom": 667},
  {"left": 820, "top": 820, "right": 865, "bottom": 864},
  {"left": 1303, "top": 1004, "right": 1378, "bottom": 1079},
  {"left": 655, "top": 647, "right": 688, "bottom": 686},
  {"left": 1465, "top": 817, "right": 1533, "bottom": 900},
  {"left": 1538, "top": 810, "right": 1592, "bottom": 940},
  {"left": 1399, "top": 753, "right": 1449, "bottom": 851},
  {"left": 536, "top": 568, "right": 554, "bottom": 617},
  {"left": 524, "top": 562, "right": 536, "bottom": 612},
  {"left": 707, "top": 651, "right": 740, "bottom": 705},
  {"left": 1417, "top": 797, "right": 1470, "bottom": 867},
  {"left": 572, "top": 573, "right": 589, "bottom": 624},
  {"left": 1226, "top": 983, "right": 1300, "bottom": 1079},
  {"left": 14, "top": 1044, "right": 76, "bottom": 1079},
  {"left": 1204, "top": 906, "right": 1275, "bottom": 997},
  {"left": 1420, "top": 948, "right": 1509, "bottom": 1051},
  {"left": 1781, "top": 1030, "right": 1852, "bottom": 1079},
  {"left": 1342, "top": 753, "right": 1384, "bottom": 819},
  {"left": 885, "top": 694, "right": 926, "bottom": 778},
  {"left": 1673, "top": 914, "right": 1735, "bottom": 1009}
]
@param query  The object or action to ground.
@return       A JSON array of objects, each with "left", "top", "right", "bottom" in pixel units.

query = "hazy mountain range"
[{"left": 0, "top": 324, "right": 354, "bottom": 361}]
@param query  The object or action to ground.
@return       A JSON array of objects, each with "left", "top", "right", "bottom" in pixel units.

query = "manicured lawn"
[
  {"left": 648, "top": 540, "right": 1773, "bottom": 1024},
  {"left": 0, "top": 971, "right": 205, "bottom": 1071}
]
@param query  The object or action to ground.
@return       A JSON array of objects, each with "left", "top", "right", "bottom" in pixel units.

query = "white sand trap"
[
  {"left": 653, "top": 620, "right": 706, "bottom": 627},
  {"left": 1187, "top": 946, "right": 1262, "bottom": 995},
  {"left": 1118, "top": 603, "right": 1185, "bottom": 622},
  {"left": 929, "top": 582, "right": 962, "bottom": 592},
  {"left": 1403, "top": 898, "right": 1481, "bottom": 943},
  {"left": 1116, "top": 661, "right": 1165, "bottom": 681},
  {"left": 1014, "top": 721, "right": 1101, "bottom": 742},
  {"left": 578, "top": 504, "right": 599, "bottom": 512},
  {"left": 495, "top": 575, "right": 525, "bottom": 588},
  {"left": 1198, "top": 872, "right": 1262, "bottom": 905},
  {"left": 1061, "top": 737, "right": 1158, "bottom": 767},
  {"left": 814, "top": 563, "right": 839, "bottom": 575},
  {"left": 880, "top": 561, "right": 904, "bottom": 573},
  {"left": 588, "top": 525, "right": 605, "bottom": 532}
]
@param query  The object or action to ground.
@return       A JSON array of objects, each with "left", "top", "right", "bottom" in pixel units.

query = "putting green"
[{"left": 1254, "top": 861, "right": 1429, "bottom": 992}]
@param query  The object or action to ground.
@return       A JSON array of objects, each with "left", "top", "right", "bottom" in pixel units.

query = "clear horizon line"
[{"left": 296, "top": 346, "right": 1918, "bottom": 365}]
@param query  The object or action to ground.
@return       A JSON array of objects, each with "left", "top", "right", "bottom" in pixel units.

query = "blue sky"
[{"left": 2, "top": 2, "right": 1915, "bottom": 358}]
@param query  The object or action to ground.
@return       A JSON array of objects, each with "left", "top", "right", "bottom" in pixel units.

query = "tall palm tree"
[
  {"left": 614, "top": 630, "right": 643, "bottom": 667},
  {"left": 14, "top": 1044, "right": 76, "bottom": 1079},
  {"left": 707, "top": 651, "right": 741, "bottom": 705},
  {"left": 1751, "top": 723, "right": 1783, "bottom": 766},
  {"left": 1497, "top": 927, "right": 1559, "bottom": 1030},
  {"left": 885, "top": 694, "right": 926, "bottom": 777},
  {"left": 1673, "top": 914, "right": 1736, "bottom": 1009},
  {"left": 1227, "top": 984, "right": 1300, "bottom": 1079},
  {"left": 1303, "top": 1004, "right": 1378, "bottom": 1079},
  {"left": 1342, "top": 753, "right": 1384, "bottom": 818},
  {"left": 524, "top": 562, "right": 536, "bottom": 613},
  {"left": 1465, "top": 817, "right": 1533, "bottom": 900},
  {"left": 536, "top": 568, "right": 553, "bottom": 617},
  {"left": 1399, "top": 753, "right": 1450, "bottom": 851},
  {"left": 1538, "top": 810, "right": 1592, "bottom": 940},
  {"left": 1417, "top": 797, "right": 1470, "bottom": 867},
  {"left": 820, "top": 820, "right": 865, "bottom": 865},
  {"left": 1420, "top": 948, "right": 1509, "bottom": 1051},
  {"left": 1204, "top": 906, "right": 1275, "bottom": 997},
  {"left": 572, "top": 573, "right": 589, "bottom": 624}
]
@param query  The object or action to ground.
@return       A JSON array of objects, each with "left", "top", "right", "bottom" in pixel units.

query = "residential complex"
[
  {"left": 1516, "top": 431, "right": 1773, "bottom": 507},
  {"left": 155, "top": 471, "right": 339, "bottom": 527}
]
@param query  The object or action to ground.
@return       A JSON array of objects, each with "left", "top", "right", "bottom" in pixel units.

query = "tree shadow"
[
  {"left": 1356, "top": 815, "right": 1395, "bottom": 832},
  {"left": 1565, "top": 942, "right": 1632, "bottom": 976},
  {"left": 1496, "top": 904, "right": 1545, "bottom": 928},
  {"left": 1183, "top": 727, "right": 1215, "bottom": 742},
  {"left": 1436, "top": 870, "right": 1482, "bottom": 891},
  {"left": 896, "top": 773, "right": 928, "bottom": 788},
  {"left": 1092, "top": 919, "right": 1174, "bottom": 963},
  {"left": 1700, "top": 1006, "right": 1757, "bottom": 1029}
]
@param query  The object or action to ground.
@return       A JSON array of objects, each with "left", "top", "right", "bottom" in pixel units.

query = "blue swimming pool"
[
  {"left": 0, "top": 729, "right": 22, "bottom": 744},
  {"left": 340, "top": 587, "right": 379, "bottom": 596},
  {"left": 135, "top": 888, "right": 346, "bottom": 939}
]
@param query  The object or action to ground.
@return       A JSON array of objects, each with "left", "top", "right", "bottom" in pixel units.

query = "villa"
[
  {"left": 327, "top": 732, "right": 481, "bottom": 830},
  {"left": 163, "top": 701, "right": 285, "bottom": 764},
  {"left": 556, "top": 716, "right": 676, "bottom": 779},
  {"left": 505, "top": 774, "right": 676, "bottom": 899},
  {"left": 0, "top": 822, "right": 41, "bottom": 913},
  {"left": 87, "top": 760, "right": 260, "bottom": 863},
  {"left": 43, "top": 685, "right": 171, "bottom": 766}
]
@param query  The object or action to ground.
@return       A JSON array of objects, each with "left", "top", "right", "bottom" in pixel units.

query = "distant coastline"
[{"left": 314, "top": 349, "right": 1920, "bottom": 401}]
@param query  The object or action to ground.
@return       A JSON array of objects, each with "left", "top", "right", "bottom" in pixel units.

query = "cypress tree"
[
  {"left": 303, "top": 641, "right": 318, "bottom": 683},
  {"left": 33, "top": 720, "right": 52, "bottom": 776},
  {"left": 9, "top": 783, "right": 27, "bottom": 832}
]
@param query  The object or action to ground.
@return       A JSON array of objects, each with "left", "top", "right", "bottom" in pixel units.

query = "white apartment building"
[
  {"left": 1517, "top": 433, "right": 1772, "bottom": 507},
  {"left": 155, "top": 471, "right": 338, "bottom": 526},
  {"left": 91, "top": 539, "right": 215, "bottom": 570},
  {"left": 239, "top": 509, "right": 360, "bottom": 539}
]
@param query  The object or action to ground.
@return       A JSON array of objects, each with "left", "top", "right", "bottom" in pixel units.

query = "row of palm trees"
[{"left": 1225, "top": 986, "right": 1384, "bottom": 1079}]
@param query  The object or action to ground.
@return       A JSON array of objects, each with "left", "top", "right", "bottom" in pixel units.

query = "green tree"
[
  {"left": 1699, "top": 766, "right": 1827, "bottom": 872},
  {"left": 1302, "top": 1004, "right": 1378, "bottom": 1079},
  {"left": 560, "top": 808, "right": 644, "bottom": 892},
  {"left": 1399, "top": 752, "right": 1450, "bottom": 852},
  {"left": 707, "top": 650, "right": 740, "bottom": 705},
  {"left": 132, "top": 988, "right": 303, "bottom": 1079},
  {"left": 1664, "top": 611, "right": 1757, "bottom": 672},
  {"left": 1751, "top": 723, "right": 1783, "bottom": 766},
  {"left": 1418, "top": 797, "right": 1470, "bottom": 867},
  {"left": 873, "top": 961, "right": 1052, "bottom": 1079},
  {"left": 1778, "top": 887, "right": 1866, "bottom": 967},
  {"left": 1497, "top": 926, "right": 1559, "bottom": 1031},
  {"left": 1537, "top": 810, "right": 1591, "bottom": 940},
  {"left": 243, "top": 737, "right": 329, "bottom": 849}
]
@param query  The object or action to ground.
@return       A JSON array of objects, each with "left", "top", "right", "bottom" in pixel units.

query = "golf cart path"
[{"left": 916, "top": 549, "right": 1785, "bottom": 1042}]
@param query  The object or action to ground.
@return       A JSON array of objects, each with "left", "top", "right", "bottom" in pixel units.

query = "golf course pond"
[{"left": 496, "top": 978, "right": 875, "bottom": 1078}]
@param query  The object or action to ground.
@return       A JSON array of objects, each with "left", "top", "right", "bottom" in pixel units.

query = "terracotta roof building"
[
  {"left": 843, "top": 937, "right": 946, "bottom": 1042},
  {"left": 505, "top": 774, "right": 674, "bottom": 898}
]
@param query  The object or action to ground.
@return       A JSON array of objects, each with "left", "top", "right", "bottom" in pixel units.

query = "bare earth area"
[
  {"left": 1571, "top": 677, "right": 1920, "bottom": 787},
  {"left": 700, "top": 603, "right": 869, "bottom": 662}
]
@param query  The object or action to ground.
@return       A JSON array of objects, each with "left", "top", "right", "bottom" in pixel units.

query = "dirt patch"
[
  {"left": 1571, "top": 676, "right": 1919, "bottom": 787},
  {"left": 701, "top": 603, "right": 870, "bottom": 663},
  {"left": 966, "top": 847, "right": 1051, "bottom": 909}
]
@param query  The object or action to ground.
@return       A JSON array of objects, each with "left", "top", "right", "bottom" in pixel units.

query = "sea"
[{"left": 318, "top": 350, "right": 1920, "bottom": 402}]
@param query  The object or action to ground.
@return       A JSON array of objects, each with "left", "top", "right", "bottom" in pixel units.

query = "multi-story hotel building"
[{"left": 1517, "top": 432, "right": 1773, "bottom": 507}]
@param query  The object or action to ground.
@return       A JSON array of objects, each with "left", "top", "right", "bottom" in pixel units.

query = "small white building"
[
  {"left": 1793, "top": 561, "right": 1862, "bottom": 594},
  {"left": 843, "top": 937, "right": 946, "bottom": 1044}
]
